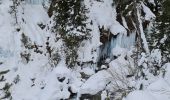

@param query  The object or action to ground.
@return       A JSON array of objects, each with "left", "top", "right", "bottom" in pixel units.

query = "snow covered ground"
[{"left": 0, "top": 0, "right": 169, "bottom": 100}]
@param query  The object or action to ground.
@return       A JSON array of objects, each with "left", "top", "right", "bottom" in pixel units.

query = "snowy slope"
[{"left": 0, "top": 0, "right": 169, "bottom": 100}]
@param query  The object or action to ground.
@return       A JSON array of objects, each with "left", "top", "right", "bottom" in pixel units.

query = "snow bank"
[
  {"left": 164, "top": 63, "right": 170, "bottom": 82},
  {"left": 19, "top": 4, "right": 49, "bottom": 45},
  {"left": 150, "top": 49, "right": 162, "bottom": 65},
  {"left": 80, "top": 70, "right": 112, "bottom": 95},
  {"left": 81, "top": 67, "right": 95, "bottom": 76},
  {"left": 86, "top": 0, "right": 126, "bottom": 35},
  {"left": 0, "top": 0, "right": 16, "bottom": 52},
  {"left": 125, "top": 90, "right": 156, "bottom": 100},
  {"left": 125, "top": 63, "right": 170, "bottom": 100},
  {"left": 126, "top": 78, "right": 170, "bottom": 100}
]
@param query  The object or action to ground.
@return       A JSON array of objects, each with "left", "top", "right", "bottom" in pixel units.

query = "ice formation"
[{"left": 25, "top": 0, "right": 45, "bottom": 4}]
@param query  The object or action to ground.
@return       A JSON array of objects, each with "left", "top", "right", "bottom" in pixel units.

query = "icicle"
[
  {"left": 25, "top": 0, "right": 45, "bottom": 4},
  {"left": 99, "top": 32, "right": 136, "bottom": 60}
]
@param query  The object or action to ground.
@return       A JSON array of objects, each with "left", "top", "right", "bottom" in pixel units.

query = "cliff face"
[{"left": 0, "top": 0, "right": 169, "bottom": 100}]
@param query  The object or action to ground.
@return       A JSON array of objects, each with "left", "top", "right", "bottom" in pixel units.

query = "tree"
[
  {"left": 51, "top": 0, "right": 91, "bottom": 67},
  {"left": 148, "top": 0, "right": 170, "bottom": 63}
]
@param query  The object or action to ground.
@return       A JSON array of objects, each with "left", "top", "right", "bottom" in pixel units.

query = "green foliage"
[
  {"left": 53, "top": 0, "right": 89, "bottom": 36},
  {"left": 63, "top": 34, "right": 82, "bottom": 67},
  {"left": 52, "top": 0, "right": 91, "bottom": 67},
  {"left": 148, "top": 0, "right": 170, "bottom": 62}
]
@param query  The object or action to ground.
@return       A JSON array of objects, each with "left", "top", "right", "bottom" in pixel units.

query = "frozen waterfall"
[
  {"left": 25, "top": 0, "right": 45, "bottom": 4},
  {"left": 99, "top": 32, "right": 136, "bottom": 60}
]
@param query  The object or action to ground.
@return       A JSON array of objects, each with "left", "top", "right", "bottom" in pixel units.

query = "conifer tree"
[
  {"left": 51, "top": 0, "right": 90, "bottom": 67},
  {"left": 148, "top": 0, "right": 170, "bottom": 63}
]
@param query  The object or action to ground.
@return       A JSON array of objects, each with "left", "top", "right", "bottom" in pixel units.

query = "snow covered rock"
[
  {"left": 125, "top": 90, "right": 156, "bottom": 100},
  {"left": 79, "top": 70, "right": 112, "bottom": 95}
]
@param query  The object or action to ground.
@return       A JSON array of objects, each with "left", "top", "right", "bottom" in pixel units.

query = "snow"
[
  {"left": 160, "top": 34, "right": 167, "bottom": 43},
  {"left": 164, "top": 63, "right": 170, "bottom": 82},
  {"left": 7, "top": 59, "right": 82, "bottom": 100},
  {"left": 125, "top": 63, "right": 170, "bottom": 100},
  {"left": 150, "top": 49, "right": 162, "bottom": 65},
  {"left": 137, "top": 7, "right": 150, "bottom": 53},
  {"left": 107, "top": 47, "right": 135, "bottom": 90},
  {"left": 0, "top": 1, "right": 75, "bottom": 100},
  {"left": 148, "top": 0, "right": 155, "bottom": 5},
  {"left": 0, "top": 0, "right": 169, "bottom": 100},
  {"left": 141, "top": 2, "right": 156, "bottom": 21},
  {"left": 125, "top": 78, "right": 170, "bottom": 100},
  {"left": 38, "top": 65, "right": 72, "bottom": 100},
  {"left": 86, "top": 0, "right": 126, "bottom": 35},
  {"left": 125, "top": 90, "right": 156, "bottom": 100},
  {"left": 78, "top": 0, "right": 128, "bottom": 63},
  {"left": 4, "top": 56, "right": 50, "bottom": 100},
  {"left": 54, "top": 61, "right": 71, "bottom": 78},
  {"left": 18, "top": 4, "right": 49, "bottom": 45},
  {"left": 101, "top": 91, "right": 107, "bottom": 100},
  {"left": 79, "top": 70, "right": 112, "bottom": 95},
  {"left": 81, "top": 67, "right": 95, "bottom": 76},
  {"left": 78, "top": 47, "right": 135, "bottom": 97},
  {"left": 0, "top": 0, "right": 16, "bottom": 51},
  {"left": 111, "top": 46, "right": 127, "bottom": 57}
]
